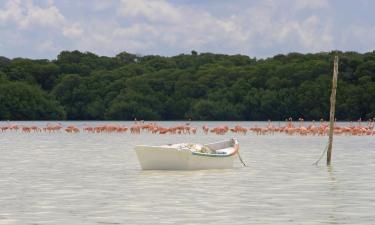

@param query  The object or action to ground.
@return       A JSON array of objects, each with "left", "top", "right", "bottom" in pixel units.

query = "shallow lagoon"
[{"left": 0, "top": 121, "right": 374, "bottom": 225}]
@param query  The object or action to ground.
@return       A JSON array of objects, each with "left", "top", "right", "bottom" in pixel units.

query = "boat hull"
[{"left": 135, "top": 146, "right": 236, "bottom": 170}]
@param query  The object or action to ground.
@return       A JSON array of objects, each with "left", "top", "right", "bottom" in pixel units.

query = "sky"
[{"left": 0, "top": 0, "right": 374, "bottom": 59}]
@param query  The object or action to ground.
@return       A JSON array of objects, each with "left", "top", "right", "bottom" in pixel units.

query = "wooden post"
[{"left": 327, "top": 55, "right": 339, "bottom": 165}]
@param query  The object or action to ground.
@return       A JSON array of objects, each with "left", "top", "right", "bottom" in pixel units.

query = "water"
[{"left": 0, "top": 121, "right": 374, "bottom": 225}]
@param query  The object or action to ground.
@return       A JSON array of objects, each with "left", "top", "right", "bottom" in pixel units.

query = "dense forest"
[{"left": 0, "top": 50, "right": 374, "bottom": 121}]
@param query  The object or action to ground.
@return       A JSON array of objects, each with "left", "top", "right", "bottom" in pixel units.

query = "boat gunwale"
[{"left": 135, "top": 138, "right": 239, "bottom": 158}]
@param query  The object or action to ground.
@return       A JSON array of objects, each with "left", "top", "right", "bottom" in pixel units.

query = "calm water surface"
[{"left": 0, "top": 121, "right": 374, "bottom": 225}]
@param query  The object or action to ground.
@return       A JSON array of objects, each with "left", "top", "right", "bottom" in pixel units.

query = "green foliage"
[
  {"left": 105, "top": 91, "right": 161, "bottom": 120},
  {"left": 0, "top": 50, "right": 374, "bottom": 120},
  {"left": 0, "top": 56, "right": 11, "bottom": 72},
  {"left": 190, "top": 100, "right": 244, "bottom": 120},
  {"left": 0, "top": 80, "right": 65, "bottom": 120}
]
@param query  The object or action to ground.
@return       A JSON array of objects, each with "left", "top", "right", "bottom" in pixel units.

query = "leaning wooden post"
[{"left": 327, "top": 55, "right": 339, "bottom": 165}]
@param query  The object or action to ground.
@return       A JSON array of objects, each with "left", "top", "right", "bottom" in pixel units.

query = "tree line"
[{"left": 0, "top": 50, "right": 374, "bottom": 121}]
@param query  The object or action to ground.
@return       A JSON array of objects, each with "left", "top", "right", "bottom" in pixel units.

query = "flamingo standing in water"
[
  {"left": 202, "top": 125, "right": 209, "bottom": 134},
  {"left": 1, "top": 120, "right": 374, "bottom": 136}
]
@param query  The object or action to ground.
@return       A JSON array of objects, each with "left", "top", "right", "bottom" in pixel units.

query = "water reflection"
[{"left": 326, "top": 165, "right": 339, "bottom": 225}]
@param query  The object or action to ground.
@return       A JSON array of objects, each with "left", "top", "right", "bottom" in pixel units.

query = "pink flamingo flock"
[{"left": 0, "top": 119, "right": 374, "bottom": 136}]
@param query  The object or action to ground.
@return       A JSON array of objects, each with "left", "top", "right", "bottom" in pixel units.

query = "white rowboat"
[{"left": 134, "top": 138, "right": 239, "bottom": 170}]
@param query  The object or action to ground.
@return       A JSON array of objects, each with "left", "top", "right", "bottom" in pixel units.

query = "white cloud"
[
  {"left": 0, "top": 0, "right": 23, "bottom": 24},
  {"left": 63, "top": 23, "right": 84, "bottom": 39},
  {"left": 0, "top": 0, "right": 65, "bottom": 29},
  {"left": 113, "top": 24, "right": 158, "bottom": 39},
  {"left": 296, "top": 15, "right": 333, "bottom": 50},
  {"left": 1, "top": 0, "right": 373, "bottom": 58},
  {"left": 117, "top": 0, "right": 182, "bottom": 23},
  {"left": 19, "top": 5, "right": 65, "bottom": 29},
  {"left": 113, "top": 0, "right": 253, "bottom": 53},
  {"left": 113, "top": 0, "right": 333, "bottom": 55}
]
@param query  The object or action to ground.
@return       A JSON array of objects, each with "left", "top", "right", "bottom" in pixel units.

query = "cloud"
[
  {"left": 117, "top": 0, "right": 182, "bottom": 23},
  {"left": 63, "top": 23, "right": 84, "bottom": 39},
  {"left": 0, "top": 0, "right": 22, "bottom": 25},
  {"left": 109, "top": 0, "right": 334, "bottom": 56},
  {"left": 0, "top": 0, "right": 373, "bottom": 59},
  {"left": 0, "top": 0, "right": 65, "bottom": 29},
  {"left": 113, "top": 24, "right": 158, "bottom": 39},
  {"left": 113, "top": 0, "right": 252, "bottom": 53}
]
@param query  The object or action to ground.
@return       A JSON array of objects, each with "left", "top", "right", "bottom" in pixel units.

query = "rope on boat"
[{"left": 312, "top": 141, "right": 329, "bottom": 166}]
